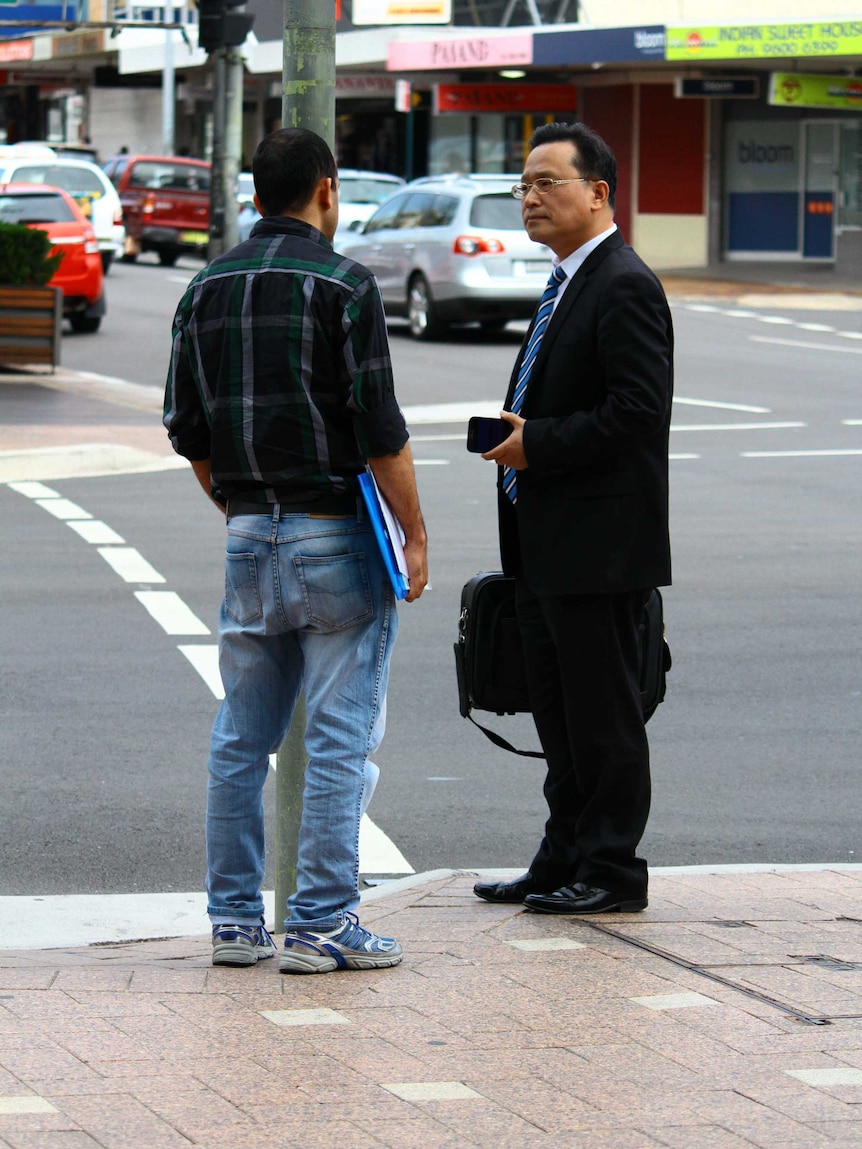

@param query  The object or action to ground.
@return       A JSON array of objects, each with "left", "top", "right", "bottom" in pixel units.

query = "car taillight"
[
  {"left": 453, "top": 235, "right": 505, "bottom": 256},
  {"left": 113, "top": 208, "right": 124, "bottom": 225},
  {"left": 143, "top": 194, "right": 155, "bottom": 215},
  {"left": 84, "top": 229, "right": 99, "bottom": 255}
]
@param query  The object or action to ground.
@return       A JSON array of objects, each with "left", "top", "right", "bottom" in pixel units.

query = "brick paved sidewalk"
[{"left": 2, "top": 868, "right": 862, "bottom": 1148}]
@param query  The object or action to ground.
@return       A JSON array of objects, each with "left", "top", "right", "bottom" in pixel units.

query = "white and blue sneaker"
[
  {"left": 211, "top": 920, "right": 276, "bottom": 967},
  {"left": 279, "top": 912, "right": 403, "bottom": 974}
]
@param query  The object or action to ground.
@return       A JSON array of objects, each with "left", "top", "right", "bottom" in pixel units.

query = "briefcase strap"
[{"left": 467, "top": 713, "right": 545, "bottom": 760}]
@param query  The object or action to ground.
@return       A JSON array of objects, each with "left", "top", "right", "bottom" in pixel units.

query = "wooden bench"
[{"left": 0, "top": 286, "right": 63, "bottom": 370}]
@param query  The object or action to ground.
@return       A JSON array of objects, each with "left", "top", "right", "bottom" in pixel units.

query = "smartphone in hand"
[{"left": 466, "top": 416, "right": 513, "bottom": 453}]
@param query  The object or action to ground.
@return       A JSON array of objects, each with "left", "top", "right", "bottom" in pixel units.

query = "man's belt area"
[{"left": 226, "top": 494, "right": 359, "bottom": 518}]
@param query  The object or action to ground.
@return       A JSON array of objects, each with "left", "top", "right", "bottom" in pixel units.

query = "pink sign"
[{"left": 388, "top": 34, "right": 532, "bottom": 71}]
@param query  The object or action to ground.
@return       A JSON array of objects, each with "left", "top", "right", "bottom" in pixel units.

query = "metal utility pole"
[
  {"left": 198, "top": 0, "right": 254, "bottom": 259},
  {"left": 274, "top": 0, "right": 337, "bottom": 926},
  {"left": 281, "top": 0, "right": 336, "bottom": 148}
]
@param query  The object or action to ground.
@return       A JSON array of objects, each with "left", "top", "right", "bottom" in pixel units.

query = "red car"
[
  {"left": 0, "top": 183, "right": 105, "bottom": 333},
  {"left": 102, "top": 154, "right": 211, "bottom": 266}
]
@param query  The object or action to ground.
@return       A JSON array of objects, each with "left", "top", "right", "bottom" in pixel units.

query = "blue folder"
[{"left": 358, "top": 471, "right": 410, "bottom": 601}]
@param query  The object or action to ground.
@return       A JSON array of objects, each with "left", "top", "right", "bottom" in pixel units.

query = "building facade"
[{"left": 1, "top": 1, "right": 860, "bottom": 273}]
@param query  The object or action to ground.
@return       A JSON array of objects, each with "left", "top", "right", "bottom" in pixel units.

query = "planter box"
[{"left": 0, "top": 285, "right": 63, "bottom": 370}]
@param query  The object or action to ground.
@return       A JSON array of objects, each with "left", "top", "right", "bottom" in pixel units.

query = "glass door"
[
  {"left": 803, "top": 121, "right": 837, "bottom": 260},
  {"left": 838, "top": 119, "right": 862, "bottom": 231}
]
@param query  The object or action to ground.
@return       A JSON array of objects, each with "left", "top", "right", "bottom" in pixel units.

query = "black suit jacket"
[{"left": 499, "top": 231, "right": 673, "bottom": 596}]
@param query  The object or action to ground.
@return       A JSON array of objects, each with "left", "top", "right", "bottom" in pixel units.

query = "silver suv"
[{"left": 338, "top": 173, "right": 552, "bottom": 340}]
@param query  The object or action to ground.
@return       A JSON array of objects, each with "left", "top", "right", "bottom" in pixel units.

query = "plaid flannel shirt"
[{"left": 163, "top": 215, "right": 407, "bottom": 505}]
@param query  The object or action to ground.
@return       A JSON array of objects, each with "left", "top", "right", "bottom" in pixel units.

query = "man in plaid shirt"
[{"left": 165, "top": 128, "right": 427, "bottom": 974}]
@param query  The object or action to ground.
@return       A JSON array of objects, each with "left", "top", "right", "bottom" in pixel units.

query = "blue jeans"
[{"left": 205, "top": 503, "right": 397, "bottom": 933}]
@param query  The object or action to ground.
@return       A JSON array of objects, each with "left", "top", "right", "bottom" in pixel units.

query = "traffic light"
[{"left": 197, "top": 0, "right": 255, "bottom": 54}]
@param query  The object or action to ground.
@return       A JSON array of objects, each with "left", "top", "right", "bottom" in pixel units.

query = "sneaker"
[
  {"left": 211, "top": 920, "right": 276, "bottom": 967},
  {"left": 279, "top": 912, "right": 403, "bottom": 974}
]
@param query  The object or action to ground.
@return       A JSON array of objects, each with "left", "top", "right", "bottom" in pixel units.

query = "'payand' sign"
[{"left": 666, "top": 21, "right": 862, "bottom": 60}]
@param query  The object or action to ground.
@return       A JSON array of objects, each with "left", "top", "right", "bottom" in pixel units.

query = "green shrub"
[{"left": 0, "top": 221, "right": 63, "bottom": 285}]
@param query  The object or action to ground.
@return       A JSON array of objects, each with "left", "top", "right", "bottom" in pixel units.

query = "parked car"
[
  {"left": 334, "top": 169, "right": 405, "bottom": 241},
  {"left": 102, "top": 154, "right": 210, "bottom": 266},
  {"left": 338, "top": 173, "right": 552, "bottom": 339},
  {"left": 0, "top": 183, "right": 105, "bottom": 333},
  {"left": 12, "top": 141, "right": 101, "bottom": 164},
  {"left": 234, "top": 168, "right": 405, "bottom": 245},
  {"left": 0, "top": 155, "right": 124, "bottom": 273}
]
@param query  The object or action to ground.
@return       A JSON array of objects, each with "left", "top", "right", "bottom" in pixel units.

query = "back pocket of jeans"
[
  {"left": 294, "top": 552, "right": 373, "bottom": 631},
  {"left": 225, "top": 552, "right": 262, "bottom": 625}
]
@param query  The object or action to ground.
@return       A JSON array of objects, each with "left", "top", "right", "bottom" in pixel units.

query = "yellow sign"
[
  {"left": 770, "top": 72, "right": 862, "bottom": 109},
  {"left": 352, "top": 0, "right": 451, "bottom": 24},
  {"left": 666, "top": 21, "right": 862, "bottom": 60}
]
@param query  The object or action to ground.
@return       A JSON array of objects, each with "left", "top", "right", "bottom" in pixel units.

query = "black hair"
[
  {"left": 251, "top": 127, "right": 337, "bottom": 217},
  {"left": 528, "top": 121, "right": 617, "bottom": 208}
]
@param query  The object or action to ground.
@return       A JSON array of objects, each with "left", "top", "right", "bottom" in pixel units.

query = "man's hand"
[{"left": 482, "top": 410, "right": 528, "bottom": 470}]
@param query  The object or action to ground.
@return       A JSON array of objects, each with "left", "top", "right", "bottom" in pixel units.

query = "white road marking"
[
  {"left": 7, "top": 480, "right": 60, "bottom": 499},
  {"left": 839, "top": 331, "right": 862, "bottom": 340},
  {"left": 413, "top": 459, "right": 449, "bottom": 465},
  {"left": 742, "top": 449, "right": 862, "bottom": 459},
  {"left": 670, "top": 454, "right": 699, "bottom": 460},
  {"left": 756, "top": 315, "right": 795, "bottom": 325},
  {"left": 135, "top": 591, "right": 210, "bottom": 635},
  {"left": 67, "top": 520, "right": 126, "bottom": 545},
  {"left": 35, "top": 497, "right": 92, "bottom": 520},
  {"left": 97, "top": 546, "right": 166, "bottom": 583},
  {"left": 178, "top": 643, "right": 223, "bottom": 697},
  {"left": 751, "top": 335, "right": 862, "bottom": 355},
  {"left": 674, "top": 397, "right": 770, "bottom": 413},
  {"left": 797, "top": 323, "right": 836, "bottom": 332},
  {"left": 403, "top": 397, "right": 771, "bottom": 425},
  {"left": 672, "top": 422, "right": 805, "bottom": 432},
  {"left": 844, "top": 420, "right": 862, "bottom": 426}
]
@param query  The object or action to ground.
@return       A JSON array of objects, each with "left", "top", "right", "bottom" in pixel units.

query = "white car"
[
  {"left": 235, "top": 169, "right": 405, "bottom": 245},
  {"left": 0, "top": 154, "right": 124, "bottom": 272},
  {"left": 339, "top": 173, "right": 552, "bottom": 339}
]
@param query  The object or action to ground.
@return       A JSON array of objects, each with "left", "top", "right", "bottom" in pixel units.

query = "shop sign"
[
  {"left": 533, "top": 25, "right": 665, "bottom": 66},
  {"left": 769, "top": 72, "right": 862, "bottom": 110},
  {"left": 434, "top": 82, "right": 576, "bottom": 115},
  {"left": 335, "top": 73, "right": 396, "bottom": 98},
  {"left": 0, "top": 3, "right": 81, "bottom": 40},
  {"left": 388, "top": 33, "right": 531, "bottom": 71},
  {"left": 675, "top": 77, "right": 759, "bottom": 98},
  {"left": 667, "top": 22, "right": 862, "bottom": 61},
  {"left": 352, "top": 0, "right": 451, "bottom": 25},
  {"left": 0, "top": 38, "right": 33, "bottom": 61},
  {"left": 52, "top": 29, "right": 104, "bottom": 56}
]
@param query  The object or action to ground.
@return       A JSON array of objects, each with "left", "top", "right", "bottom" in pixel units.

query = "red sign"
[
  {"left": 0, "top": 40, "right": 34, "bottom": 63},
  {"left": 434, "top": 83, "right": 576, "bottom": 115}
]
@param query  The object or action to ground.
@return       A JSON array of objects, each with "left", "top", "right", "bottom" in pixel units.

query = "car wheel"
[
  {"left": 69, "top": 314, "right": 101, "bottom": 334},
  {"left": 481, "top": 318, "right": 508, "bottom": 333},
  {"left": 407, "top": 274, "right": 444, "bottom": 341},
  {"left": 158, "top": 249, "right": 180, "bottom": 267},
  {"left": 120, "top": 251, "right": 137, "bottom": 263},
  {"left": 101, "top": 252, "right": 114, "bottom": 275}
]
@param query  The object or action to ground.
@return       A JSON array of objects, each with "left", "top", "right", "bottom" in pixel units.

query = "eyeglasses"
[{"left": 511, "top": 177, "right": 595, "bottom": 200}]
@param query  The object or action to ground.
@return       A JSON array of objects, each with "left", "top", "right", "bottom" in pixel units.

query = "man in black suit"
[{"left": 474, "top": 121, "right": 673, "bottom": 915}]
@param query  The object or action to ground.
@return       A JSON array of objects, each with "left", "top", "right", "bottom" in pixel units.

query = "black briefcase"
[{"left": 454, "top": 572, "right": 671, "bottom": 757}]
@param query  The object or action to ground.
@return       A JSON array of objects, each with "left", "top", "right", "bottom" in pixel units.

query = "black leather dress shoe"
[
  {"left": 473, "top": 873, "right": 544, "bottom": 903},
  {"left": 523, "top": 883, "right": 648, "bottom": 915}
]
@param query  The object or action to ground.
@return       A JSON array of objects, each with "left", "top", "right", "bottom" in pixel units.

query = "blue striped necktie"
[{"left": 503, "top": 263, "right": 568, "bottom": 504}]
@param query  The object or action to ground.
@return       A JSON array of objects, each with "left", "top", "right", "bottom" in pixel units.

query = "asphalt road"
[{"left": 2, "top": 254, "right": 861, "bottom": 896}]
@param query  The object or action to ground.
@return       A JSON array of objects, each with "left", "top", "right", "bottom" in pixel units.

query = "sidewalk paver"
[{"left": 2, "top": 869, "right": 862, "bottom": 1147}]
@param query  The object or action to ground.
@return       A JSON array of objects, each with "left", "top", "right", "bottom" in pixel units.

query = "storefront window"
[{"left": 429, "top": 114, "right": 472, "bottom": 174}]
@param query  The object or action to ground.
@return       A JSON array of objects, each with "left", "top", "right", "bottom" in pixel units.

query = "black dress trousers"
[{"left": 515, "top": 580, "right": 651, "bottom": 898}]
